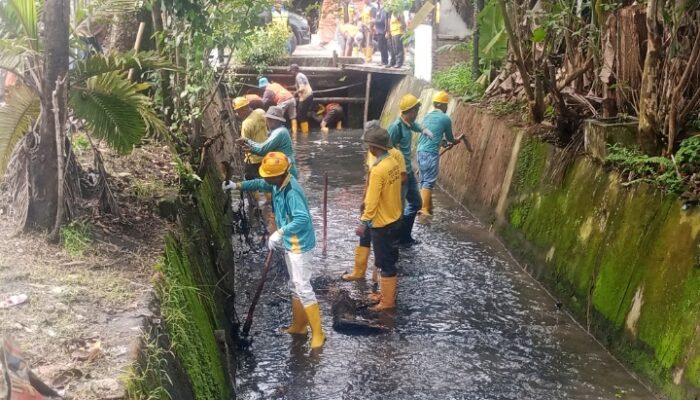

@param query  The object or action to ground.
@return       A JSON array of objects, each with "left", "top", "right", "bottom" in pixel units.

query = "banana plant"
[{"left": 0, "top": 0, "right": 173, "bottom": 176}]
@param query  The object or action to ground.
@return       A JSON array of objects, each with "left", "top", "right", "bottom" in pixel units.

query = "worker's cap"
[
  {"left": 362, "top": 123, "right": 390, "bottom": 150},
  {"left": 233, "top": 96, "right": 250, "bottom": 110},
  {"left": 265, "top": 106, "right": 287, "bottom": 122},
  {"left": 258, "top": 77, "right": 270, "bottom": 88},
  {"left": 259, "top": 152, "right": 290, "bottom": 178},
  {"left": 399, "top": 94, "right": 421, "bottom": 112},
  {"left": 316, "top": 104, "right": 325, "bottom": 116},
  {"left": 432, "top": 90, "right": 449, "bottom": 104},
  {"left": 288, "top": 63, "right": 300, "bottom": 72}
]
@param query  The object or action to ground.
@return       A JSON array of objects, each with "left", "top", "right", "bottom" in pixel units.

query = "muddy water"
[{"left": 233, "top": 129, "right": 655, "bottom": 400}]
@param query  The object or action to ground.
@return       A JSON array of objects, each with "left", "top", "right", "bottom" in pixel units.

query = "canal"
[{"left": 233, "top": 128, "right": 656, "bottom": 400}]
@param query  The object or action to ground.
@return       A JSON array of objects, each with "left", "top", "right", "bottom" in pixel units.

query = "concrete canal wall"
[{"left": 381, "top": 76, "right": 700, "bottom": 399}]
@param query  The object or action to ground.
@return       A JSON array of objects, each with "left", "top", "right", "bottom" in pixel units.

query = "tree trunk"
[
  {"left": 25, "top": 0, "right": 69, "bottom": 231},
  {"left": 471, "top": 0, "right": 485, "bottom": 77},
  {"left": 152, "top": 0, "right": 173, "bottom": 127},
  {"left": 637, "top": 0, "right": 662, "bottom": 154}
]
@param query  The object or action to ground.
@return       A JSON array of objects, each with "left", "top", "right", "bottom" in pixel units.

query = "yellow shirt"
[
  {"left": 366, "top": 147, "right": 406, "bottom": 174},
  {"left": 241, "top": 109, "right": 268, "bottom": 164},
  {"left": 361, "top": 152, "right": 402, "bottom": 228},
  {"left": 390, "top": 14, "right": 403, "bottom": 36}
]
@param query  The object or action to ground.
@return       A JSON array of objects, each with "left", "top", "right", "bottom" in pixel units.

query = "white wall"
[{"left": 438, "top": 0, "right": 470, "bottom": 39}]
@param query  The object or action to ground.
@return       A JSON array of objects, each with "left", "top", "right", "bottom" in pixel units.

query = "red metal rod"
[{"left": 322, "top": 173, "right": 328, "bottom": 256}]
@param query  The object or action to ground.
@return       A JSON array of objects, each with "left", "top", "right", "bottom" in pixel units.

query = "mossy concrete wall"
[{"left": 382, "top": 76, "right": 700, "bottom": 399}]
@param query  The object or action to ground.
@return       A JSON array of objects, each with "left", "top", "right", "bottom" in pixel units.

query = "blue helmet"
[{"left": 258, "top": 77, "right": 270, "bottom": 88}]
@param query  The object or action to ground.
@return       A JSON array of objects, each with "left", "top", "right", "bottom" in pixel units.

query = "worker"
[
  {"left": 360, "top": 0, "right": 377, "bottom": 62},
  {"left": 233, "top": 96, "right": 268, "bottom": 180},
  {"left": 342, "top": 120, "right": 406, "bottom": 282},
  {"left": 339, "top": 22, "right": 363, "bottom": 57},
  {"left": 354, "top": 125, "right": 402, "bottom": 310},
  {"left": 245, "top": 93, "right": 264, "bottom": 110},
  {"left": 313, "top": 103, "right": 344, "bottom": 134},
  {"left": 221, "top": 152, "right": 325, "bottom": 348},
  {"left": 259, "top": 77, "right": 298, "bottom": 134},
  {"left": 387, "top": 10, "right": 406, "bottom": 68},
  {"left": 271, "top": 0, "right": 290, "bottom": 29},
  {"left": 417, "top": 91, "right": 457, "bottom": 216},
  {"left": 374, "top": 0, "right": 389, "bottom": 66},
  {"left": 289, "top": 64, "right": 313, "bottom": 134},
  {"left": 388, "top": 94, "right": 433, "bottom": 247},
  {"left": 236, "top": 105, "right": 298, "bottom": 178}
]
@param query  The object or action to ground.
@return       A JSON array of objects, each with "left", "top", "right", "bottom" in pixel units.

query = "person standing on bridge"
[
  {"left": 236, "top": 106, "right": 299, "bottom": 178},
  {"left": 342, "top": 120, "right": 406, "bottom": 282},
  {"left": 222, "top": 152, "right": 326, "bottom": 349},
  {"left": 289, "top": 64, "right": 313, "bottom": 135},
  {"left": 360, "top": 0, "right": 377, "bottom": 62},
  {"left": 417, "top": 91, "right": 458, "bottom": 217},
  {"left": 259, "top": 77, "right": 298, "bottom": 135},
  {"left": 388, "top": 94, "right": 433, "bottom": 247},
  {"left": 355, "top": 125, "right": 403, "bottom": 310},
  {"left": 387, "top": 9, "right": 406, "bottom": 68},
  {"left": 373, "top": 0, "right": 389, "bottom": 66}
]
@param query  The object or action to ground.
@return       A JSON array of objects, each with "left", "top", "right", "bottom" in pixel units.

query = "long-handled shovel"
[{"left": 241, "top": 250, "right": 274, "bottom": 337}]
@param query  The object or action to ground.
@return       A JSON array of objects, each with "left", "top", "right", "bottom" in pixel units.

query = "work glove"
[
  {"left": 222, "top": 180, "right": 237, "bottom": 191},
  {"left": 422, "top": 128, "right": 434, "bottom": 140},
  {"left": 268, "top": 230, "right": 283, "bottom": 250}
]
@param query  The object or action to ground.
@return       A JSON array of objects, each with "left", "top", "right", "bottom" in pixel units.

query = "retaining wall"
[{"left": 381, "top": 76, "right": 700, "bottom": 399}]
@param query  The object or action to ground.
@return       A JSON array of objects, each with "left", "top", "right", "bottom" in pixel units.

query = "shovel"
[{"left": 241, "top": 250, "right": 274, "bottom": 337}]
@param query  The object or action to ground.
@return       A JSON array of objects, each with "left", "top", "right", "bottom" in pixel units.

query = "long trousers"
[
  {"left": 371, "top": 219, "right": 400, "bottom": 277},
  {"left": 376, "top": 34, "right": 389, "bottom": 65},
  {"left": 296, "top": 94, "right": 313, "bottom": 123},
  {"left": 390, "top": 35, "right": 404, "bottom": 67},
  {"left": 284, "top": 251, "right": 317, "bottom": 306}
]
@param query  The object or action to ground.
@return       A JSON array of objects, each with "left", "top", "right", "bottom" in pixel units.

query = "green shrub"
[
  {"left": 234, "top": 24, "right": 289, "bottom": 71},
  {"left": 432, "top": 62, "right": 484, "bottom": 101}
]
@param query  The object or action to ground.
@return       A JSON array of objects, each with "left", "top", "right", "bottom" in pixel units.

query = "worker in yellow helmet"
[
  {"left": 222, "top": 152, "right": 325, "bottom": 349},
  {"left": 387, "top": 94, "right": 434, "bottom": 247},
  {"left": 416, "top": 91, "right": 458, "bottom": 217},
  {"left": 233, "top": 97, "right": 268, "bottom": 180}
]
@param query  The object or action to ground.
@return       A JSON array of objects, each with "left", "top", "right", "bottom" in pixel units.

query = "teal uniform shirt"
[
  {"left": 240, "top": 175, "right": 316, "bottom": 254},
  {"left": 387, "top": 118, "right": 423, "bottom": 171},
  {"left": 246, "top": 126, "right": 298, "bottom": 178},
  {"left": 417, "top": 110, "right": 454, "bottom": 154}
]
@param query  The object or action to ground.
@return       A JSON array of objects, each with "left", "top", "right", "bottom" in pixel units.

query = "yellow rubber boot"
[
  {"left": 336, "top": 121, "right": 342, "bottom": 130},
  {"left": 341, "top": 246, "right": 370, "bottom": 281},
  {"left": 363, "top": 47, "right": 373, "bottom": 62},
  {"left": 300, "top": 121, "right": 309, "bottom": 134},
  {"left": 286, "top": 297, "right": 308, "bottom": 335},
  {"left": 419, "top": 188, "right": 433, "bottom": 216},
  {"left": 352, "top": 47, "right": 358, "bottom": 57},
  {"left": 291, "top": 119, "right": 298, "bottom": 134},
  {"left": 369, "top": 276, "right": 397, "bottom": 311},
  {"left": 304, "top": 303, "right": 326, "bottom": 348}
]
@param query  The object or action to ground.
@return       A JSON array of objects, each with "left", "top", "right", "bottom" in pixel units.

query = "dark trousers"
[
  {"left": 371, "top": 219, "right": 400, "bottom": 277},
  {"left": 398, "top": 171, "right": 421, "bottom": 243},
  {"left": 376, "top": 33, "right": 389, "bottom": 65},
  {"left": 359, "top": 225, "right": 372, "bottom": 247},
  {"left": 390, "top": 35, "right": 404, "bottom": 67},
  {"left": 297, "top": 94, "right": 313, "bottom": 123}
]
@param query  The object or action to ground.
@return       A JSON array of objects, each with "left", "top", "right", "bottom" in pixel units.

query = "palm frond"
[
  {"left": 69, "top": 71, "right": 152, "bottom": 154},
  {"left": 70, "top": 50, "right": 176, "bottom": 84},
  {"left": 0, "top": 84, "right": 40, "bottom": 176},
  {"left": 0, "top": 36, "right": 38, "bottom": 75},
  {"left": 90, "top": 0, "right": 140, "bottom": 20},
  {"left": 4, "top": 0, "right": 38, "bottom": 47}
]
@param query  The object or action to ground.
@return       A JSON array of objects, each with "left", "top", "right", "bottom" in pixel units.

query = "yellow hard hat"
[
  {"left": 259, "top": 152, "right": 290, "bottom": 178},
  {"left": 233, "top": 96, "right": 250, "bottom": 110},
  {"left": 432, "top": 91, "right": 449, "bottom": 104},
  {"left": 399, "top": 94, "right": 421, "bottom": 112}
]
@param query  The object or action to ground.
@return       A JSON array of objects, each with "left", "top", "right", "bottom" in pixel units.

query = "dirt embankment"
[{"left": 0, "top": 141, "right": 178, "bottom": 399}]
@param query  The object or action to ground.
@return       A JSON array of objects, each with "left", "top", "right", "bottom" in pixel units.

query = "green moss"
[
  {"left": 687, "top": 356, "right": 700, "bottom": 387},
  {"left": 512, "top": 137, "right": 548, "bottom": 194},
  {"left": 158, "top": 235, "right": 229, "bottom": 400}
]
